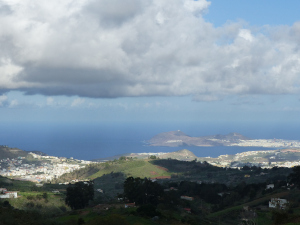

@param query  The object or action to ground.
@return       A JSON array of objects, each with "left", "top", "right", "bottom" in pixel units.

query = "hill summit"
[
  {"left": 0, "top": 145, "right": 46, "bottom": 160},
  {"left": 159, "top": 149, "right": 197, "bottom": 160},
  {"left": 0, "top": 145, "right": 28, "bottom": 159}
]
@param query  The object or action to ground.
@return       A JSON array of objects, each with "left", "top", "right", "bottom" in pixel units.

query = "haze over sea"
[{"left": 1, "top": 121, "right": 300, "bottom": 161}]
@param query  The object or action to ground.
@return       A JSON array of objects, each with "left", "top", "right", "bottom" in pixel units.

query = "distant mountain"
[
  {"left": 0, "top": 145, "right": 47, "bottom": 159},
  {"left": 148, "top": 131, "right": 251, "bottom": 147},
  {"left": 0, "top": 146, "right": 28, "bottom": 159}
]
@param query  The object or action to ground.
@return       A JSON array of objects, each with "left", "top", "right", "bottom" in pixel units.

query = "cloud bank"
[{"left": 0, "top": 0, "right": 300, "bottom": 100}]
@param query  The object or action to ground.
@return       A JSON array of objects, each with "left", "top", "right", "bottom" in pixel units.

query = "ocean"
[{"left": 0, "top": 121, "right": 300, "bottom": 160}]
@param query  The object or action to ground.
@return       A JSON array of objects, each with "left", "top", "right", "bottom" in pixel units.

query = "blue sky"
[
  {"left": 205, "top": 0, "right": 300, "bottom": 26},
  {"left": 0, "top": 0, "right": 300, "bottom": 125}
]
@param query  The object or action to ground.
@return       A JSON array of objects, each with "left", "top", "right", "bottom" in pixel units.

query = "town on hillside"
[{"left": 0, "top": 152, "right": 93, "bottom": 183}]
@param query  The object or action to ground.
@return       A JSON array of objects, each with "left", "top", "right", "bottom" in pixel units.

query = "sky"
[{"left": 1, "top": 0, "right": 300, "bottom": 124}]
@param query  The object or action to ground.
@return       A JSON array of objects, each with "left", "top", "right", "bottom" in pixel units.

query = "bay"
[{"left": 0, "top": 121, "right": 299, "bottom": 160}]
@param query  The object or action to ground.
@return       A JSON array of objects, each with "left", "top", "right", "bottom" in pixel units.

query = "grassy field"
[
  {"left": 89, "top": 160, "right": 171, "bottom": 180},
  {"left": 7, "top": 191, "right": 70, "bottom": 215},
  {"left": 0, "top": 176, "right": 70, "bottom": 216},
  {"left": 90, "top": 159, "right": 172, "bottom": 199}
]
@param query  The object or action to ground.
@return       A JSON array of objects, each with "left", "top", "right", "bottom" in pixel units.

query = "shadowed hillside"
[{"left": 0, "top": 146, "right": 28, "bottom": 159}]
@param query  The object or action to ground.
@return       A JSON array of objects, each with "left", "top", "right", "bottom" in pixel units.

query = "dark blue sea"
[{"left": 0, "top": 121, "right": 300, "bottom": 160}]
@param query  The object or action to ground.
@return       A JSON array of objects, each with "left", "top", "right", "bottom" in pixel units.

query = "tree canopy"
[
  {"left": 65, "top": 181, "right": 94, "bottom": 210},
  {"left": 123, "top": 177, "right": 163, "bottom": 205},
  {"left": 288, "top": 166, "right": 300, "bottom": 188}
]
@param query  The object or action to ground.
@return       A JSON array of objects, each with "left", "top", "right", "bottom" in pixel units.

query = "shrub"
[
  {"left": 272, "top": 210, "right": 288, "bottom": 225},
  {"left": 42, "top": 192, "right": 48, "bottom": 199},
  {"left": 59, "top": 205, "right": 67, "bottom": 212},
  {"left": 3, "top": 200, "right": 11, "bottom": 208},
  {"left": 26, "top": 202, "right": 35, "bottom": 208},
  {"left": 136, "top": 204, "right": 161, "bottom": 218},
  {"left": 36, "top": 203, "right": 43, "bottom": 209},
  {"left": 27, "top": 195, "right": 35, "bottom": 200}
]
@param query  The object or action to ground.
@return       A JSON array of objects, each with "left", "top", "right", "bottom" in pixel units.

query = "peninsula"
[{"left": 148, "top": 130, "right": 300, "bottom": 148}]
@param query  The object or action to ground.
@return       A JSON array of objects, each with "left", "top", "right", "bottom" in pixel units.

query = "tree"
[
  {"left": 42, "top": 192, "right": 48, "bottom": 200},
  {"left": 88, "top": 214, "right": 129, "bottom": 225},
  {"left": 65, "top": 181, "right": 94, "bottom": 210},
  {"left": 123, "top": 177, "right": 163, "bottom": 205},
  {"left": 149, "top": 155, "right": 157, "bottom": 159},
  {"left": 272, "top": 210, "right": 288, "bottom": 224},
  {"left": 119, "top": 156, "right": 126, "bottom": 161},
  {"left": 242, "top": 165, "right": 251, "bottom": 171},
  {"left": 77, "top": 218, "right": 85, "bottom": 225},
  {"left": 2, "top": 200, "right": 11, "bottom": 208},
  {"left": 136, "top": 204, "right": 161, "bottom": 217},
  {"left": 288, "top": 166, "right": 300, "bottom": 188}
]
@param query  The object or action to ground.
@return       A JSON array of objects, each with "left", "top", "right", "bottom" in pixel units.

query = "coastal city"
[
  {"left": 2, "top": 142, "right": 300, "bottom": 183},
  {"left": 230, "top": 138, "right": 300, "bottom": 148},
  {"left": 0, "top": 152, "right": 93, "bottom": 183},
  {"left": 207, "top": 148, "right": 300, "bottom": 168}
]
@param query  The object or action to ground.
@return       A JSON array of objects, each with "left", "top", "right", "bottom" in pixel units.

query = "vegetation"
[
  {"left": 0, "top": 158, "right": 300, "bottom": 224},
  {"left": 56, "top": 158, "right": 172, "bottom": 183},
  {"left": 123, "top": 177, "right": 163, "bottom": 205},
  {"left": 288, "top": 166, "right": 300, "bottom": 188},
  {"left": 65, "top": 181, "right": 94, "bottom": 210}
]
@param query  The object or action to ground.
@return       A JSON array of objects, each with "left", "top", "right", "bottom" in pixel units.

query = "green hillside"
[
  {"left": 55, "top": 158, "right": 172, "bottom": 184},
  {"left": 89, "top": 159, "right": 171, "bottom": 179},
  {"left": 0, "top": 176, "right": 70, "bottom": 224}
]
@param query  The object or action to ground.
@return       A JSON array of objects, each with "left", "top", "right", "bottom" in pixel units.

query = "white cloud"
[
  {"left": 0, "top": 95, "right": 19, "bottom": 108},
  {"left": 184, "top": 0, "right": 210, "bottom": 14},
  {"left": 0, "top": 58, "right": 28, "bottom": 89},
  {"left": 71, "top": 98, "right": 85, "bottom": 107},
  {"left": 238, "top": 29, "right": 254, "bottom": 42},
  {"left": 0, "top": 0, "right": 299, "bottom": 101},
  {"left": 193, "top": 95, "right": 221, "bottom": 102},
  {"left": 0, "top": 95, "right": 8, "bottom": 106},
  {"left": 155, "top": 12, "right": 165, "bottom": 25},
  {"left": 46, "top": 97, "right": 54, "bottom": 106},
  {"left": 8, "top": 99, "right": 18, "bottom": 108}
]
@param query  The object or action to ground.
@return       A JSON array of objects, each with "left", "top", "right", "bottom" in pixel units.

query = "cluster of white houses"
[{"left": 0, "top": 153, "right": 93, "bottom": 183}]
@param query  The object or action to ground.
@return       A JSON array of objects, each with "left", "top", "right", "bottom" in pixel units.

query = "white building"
[
  {"left": 0, "top": 190, "right": 17, "bottom": 198},
  {"left": 180, "top": 196, "right": 194, "bottom": 201},
  {"left": 266, "top": 184, "right": 274, "bottom": 189},
  {"left": 269, "top": 198, "right": 288, "bottom": 209}
]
